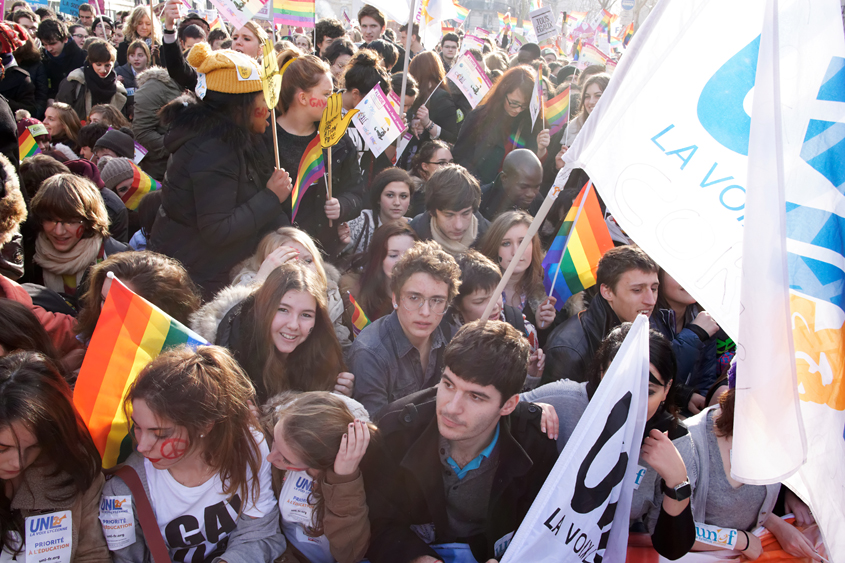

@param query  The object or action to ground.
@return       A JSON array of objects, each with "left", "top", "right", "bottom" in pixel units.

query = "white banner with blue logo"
[{"left": 558, "top": 0, "right": 845, "bottom": 558}]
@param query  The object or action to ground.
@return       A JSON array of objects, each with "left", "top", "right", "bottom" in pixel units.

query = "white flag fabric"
[
  {"left": 500, "top": 315, "right": 649, "bottom": 563},
  {"left": 559, "top": 0, "right": 845, "bottom": 558},
  {"left": 363, "top": 0, "right": 411, "bottom": 25},
  {"left": 420, "top": 0, "right": 458, "bottom": 49}
]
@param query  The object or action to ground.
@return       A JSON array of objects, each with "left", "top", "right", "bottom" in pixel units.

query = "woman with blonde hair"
[
  {"left": 478, "top": 210, "right": 557, "bottom": 340},
  {"left": 264, "top": 391, "right": 374, "bottom": 563},
  {"left": 101, "top": 345, "right": 286, "bottom": 562},
  {"left": 115, "top": 5, "right": 160, "bottom": 66},
  {"left": 191, "top": 262, "right": 353, "bottom": 404},
  {"left": 87, "top": 103, "right": 130, "bottom": 128},
  {"left": 29, "top": 174, "right": 129, "bottom": 300},
  {"left": 43, "top": 102, "right": 82, "bottom": 154}
]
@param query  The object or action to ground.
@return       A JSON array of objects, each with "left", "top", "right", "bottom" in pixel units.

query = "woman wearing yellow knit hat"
[{"left": 149, "top": 42, "right": 293, "bottom": 299}]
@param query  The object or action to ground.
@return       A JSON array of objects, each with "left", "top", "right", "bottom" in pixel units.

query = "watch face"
[{"left": 674, "top": 482, "right": 692, "bottom": 501}]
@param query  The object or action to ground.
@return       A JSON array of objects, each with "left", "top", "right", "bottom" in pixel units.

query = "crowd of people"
[{"left": 0, "top": 2, "right": 824, "bottom": 562}]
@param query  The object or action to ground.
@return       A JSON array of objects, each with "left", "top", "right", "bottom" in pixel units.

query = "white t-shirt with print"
[
  {"left": 278, "top": 470, "right": 333, "bottom": 563},
  {"left": 145, "top": 432, "right": 276, "bottom": 563}
]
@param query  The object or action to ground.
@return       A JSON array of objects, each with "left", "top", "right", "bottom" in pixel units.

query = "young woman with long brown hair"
[
  {"left": 0, "top": 351, "right": 109, "bottom": 562},
  {"left": 102, "top": 345, "right": 285, "bottom": 563},
  {"left": 452, "top": 65, "right": 550, "bottom": 185},
  {"left": 407, "top": 51, "right": 457, "bottom": 144},
  {"left": 274, "top": 50, "right": 364, "bottom": 258},
  {"left": 43, "top": 102, "right": 82, "bottom": 154},
  {"left": 264, "top": 391, "right": 375, "bottom": 563},
  {"left": 193, "top": 262, "right": 352, "bottom": 404}
]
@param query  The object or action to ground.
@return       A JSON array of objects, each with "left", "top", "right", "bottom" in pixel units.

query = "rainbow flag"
[
  {"left": 541, "top": 182, "right": 614, "bottom": 309},
  {"left": 274, "top": 0, "right": 315, "bottom": 28},
  {"left": 73, "top": 277, "right": 207, "bottom": 468},
  {"left": 121, "top": 163, "right": 160, "bottom": 211},
  {"left": 452, "top": 2, "right": 469, "bottom": 25},
  {"left": 545, "top": 86, "right": 570, "bottom": 136},
  {"left": 497, "top": 11, "right": 511, "bottom": 31},
  {"left": 507, "top": 127, "right": 526, "bottom": 152},
  {"left": 209, "top": 15, "right": 222, "bottom": 30},
  {"left": 441, "top": 23, "right": 455, "bottom": 34},
  {"left": 291, "top": 133, "right": 325, "bottom": 222},
  {"left": 572, "top": 37, "right": 582, "bottom": 60},
  {"left": 623, "top": 22, "right": 634, "bottom": 47},
  {"left": 348, "top": 292, "right": 371, "bottom": 337},
  {"left": 529, "top": 0, "right": 541, "bottom": 11},
  {"left": 18, "top": 128, "right": 39, "bottom": 161}
]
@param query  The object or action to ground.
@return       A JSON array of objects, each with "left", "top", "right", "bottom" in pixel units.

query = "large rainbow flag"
[
  {"left": 291, "top": 133, "right": 325, "bottom": 222},
  {"left": 18, "top": 128, "right": 39, "bottom": 161},
  {"left": 541, "top": 182, "right": 614, "bottom": 308},
  {"left": 274, "top": 0, "right": 315, "bottom": 28},
  {"left": 452, "top": 2, "right": 469, "bottom": 25},
  {"left": 348, "top": 292, "right": 371, "bottom": 337},
  {"left": 121, "top": 163, "right": 160, "bottom": 211},
  {"left": 74, "top": 277, "right": 207, "bottom": 468},
  {"left": 545, "top": 85, "right": 571, "bottom": 136}
]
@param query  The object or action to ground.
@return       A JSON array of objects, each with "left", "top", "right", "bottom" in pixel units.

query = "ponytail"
[{"left": 276, "top": 50, "right": 330, "bottom": 114}]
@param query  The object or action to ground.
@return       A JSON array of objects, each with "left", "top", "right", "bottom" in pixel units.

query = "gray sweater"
[{"left": 101, "top": 452, "right": 286, "bottom": 563}]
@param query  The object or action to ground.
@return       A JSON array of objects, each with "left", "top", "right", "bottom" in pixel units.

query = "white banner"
[
  {"left": 501, "top": 315, "right": 649, "bottom": 563},
  {"left": 530, "top": 6, "right": 557, "bottom": 43},
  {"left": 446, "top": 53, "right": 492, "bottom": 108},
  {"left": 351, "top": 85, "right": 406, "bottom": 158},
  {"left": 364, "top": 0, "right": 411, "bottom": 25}
]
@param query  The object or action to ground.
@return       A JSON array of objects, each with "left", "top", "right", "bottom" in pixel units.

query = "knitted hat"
[
  {"left": 94, "top": 129, "right": 135, "bottom": 159},
  {"left": 65, "top": 158, "right": 106, "bottom": 189},
  {"left": 98, "top": 156, "right": 135, "bottom": 191},
  {"left": 0, "top": 22, "right": 27, "bottom": 55},
  {"left": 16, "top": 117, "right": 50, "bottom": 142},
  {"left": 187, "top": 42, "right": 264, "bottom": 95}
]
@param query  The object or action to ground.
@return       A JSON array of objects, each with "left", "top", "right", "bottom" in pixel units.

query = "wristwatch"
[{"left": 661, "top": 478, "right": 692, "bottom": 501}]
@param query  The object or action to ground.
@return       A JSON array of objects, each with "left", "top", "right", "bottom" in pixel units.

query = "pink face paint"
[{"left": 309, "top": 97, "right": 327, "bottom": 108}]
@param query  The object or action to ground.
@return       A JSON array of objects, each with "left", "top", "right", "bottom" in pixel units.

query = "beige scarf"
[
  {"left": 34, "top": 233, "right": 102, "bottom": 293},
  {"left": 429, "top": 214, "right": 478, "bottom": 256}
]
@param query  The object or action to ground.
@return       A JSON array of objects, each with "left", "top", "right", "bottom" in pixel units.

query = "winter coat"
[
  {"left": 9, "top": 463, "right": 110, "bottom": 562},
  {"left": 0, "top": 95, "right": 15, "bottom": 172},
  {"left": 361, "top": 387, "right": 558, "bottom": 563},
  {"left": 413, "top": 86, "right": 458, "bottom": 144},
  {"left": 16, "top": 46, "right": 48, "bottom": 118},
  {"left": 102, "top": 452, "right": 286, "bottom": 563},
  {"left": 149, "top": 101, "right": 288, "bottom": 298},
  {"left": 479, "top": 174, "right": 543, "bottom": 222},
  {"left": 131, "top": 67, "right": 181, "bottom": 180},
  {"left": 42, "top": 39, "right": 87, "bottom": 99},
  {"left": 0, "top": 65, "right": 36, "bottom": 115},
  {"left": 542, "top": 292, "right": 621, "bottom": 385},
  {"left": 56, "top": 67, "right": 127, "bottom": 121},
  {"left": 452, "top": 105, "right": 539, "bottom": 185},
  {"left": 114, "top": 62, "right": 137, "bottom": 118},
  {"left": 160, "top": 37, "right": 196, "bottom": 91}
]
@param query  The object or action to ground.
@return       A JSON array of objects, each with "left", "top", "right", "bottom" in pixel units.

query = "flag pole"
[
  {"left": 396, "top": 0, "right": 418, "bottom": 150},
  {"left": 547, "top": 181, "right": 592, "bottom": 299}
]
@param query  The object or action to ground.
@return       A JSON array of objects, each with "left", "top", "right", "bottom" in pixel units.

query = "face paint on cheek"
[
  {"left": 72, "top": 225, "right": 85, "bottom": 239},
  {"left": 254, "top": 106, "right": 269, "bottom": 119},
  {"left": 160, "top": 437, "right": 188, "bottom": 459},
  {"left": 308, "top": 97, "right": 327, "bottom": 108}
]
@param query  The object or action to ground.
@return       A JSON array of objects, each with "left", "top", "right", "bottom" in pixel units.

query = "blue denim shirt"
[{"left": 349, "top": 310, "right": 454, "bottom": 418}]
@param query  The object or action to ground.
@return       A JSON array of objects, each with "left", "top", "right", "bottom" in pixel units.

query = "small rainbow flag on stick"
[
  {"left": 545, "top": 85, "right": 571, "bottom": 136},
  {"left": 348, "top": 292, "right": 371, "bottom": 337},
  {"left": 291, "top": 133, "right": 325, "bottom": 222},
  {"left": 541, "top": 181, "right": 614, "bottom": 309},
  {"left": 121, "top": 163, "right": 160, "bottom": 211},
  {"left": 452, "top": 2, "right": 469, "bottom": 25},
  {"left": 18, "top": 128, "right": 39, "bottom": 160},
  {"left": 73, "top": 276, "right": 207, "bottom": 468},
  {"left": 274, "top": 0, "right": 316, "bottom": 28},
  {"left": 623, "top": 22, "right": 634, "bottom": 47}
]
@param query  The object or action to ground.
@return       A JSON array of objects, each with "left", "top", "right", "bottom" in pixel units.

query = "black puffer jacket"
[
  {"left": 149, "top": 99, "right": 288, "bottom": 298},
  {"left": 42, "top": 39, "right": 86, "bottom": 99}
]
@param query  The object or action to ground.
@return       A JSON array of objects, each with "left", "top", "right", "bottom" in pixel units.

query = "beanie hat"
[
  {"left": 94, "top": 129, "right": 135, "bottom": 159},
  {"left": 187, "top": 42, "right": 264, "bottom": 96},
  {"left": 17, "top": 117, "right": 50, "bottom": 143},
  {"left": 65, "top": 158, "right": 106, "bottom": 189},
  {"left": 0, "top": 22, "right": 27, "bottom": 55},
  {"left": 98, "top": 156, "right": 135, "bottom": 191}
]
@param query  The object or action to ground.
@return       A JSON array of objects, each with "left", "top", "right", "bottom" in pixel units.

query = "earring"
[{"left": 200, "top": 434, "right": 205, "bottom": 438}]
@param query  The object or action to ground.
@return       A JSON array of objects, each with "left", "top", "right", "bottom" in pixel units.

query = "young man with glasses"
[
  {"left": 361, "top": 320, "right": 558, "bottom": 563},
  {"left": 349, "top": 240, "right": 461, "bottom": 418}
]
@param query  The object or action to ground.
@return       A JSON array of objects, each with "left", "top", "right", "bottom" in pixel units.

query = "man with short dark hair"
[
  {"left": 362, "top": 320, "right": 558, "bottom": 563},
  {"left": 440, "top": 32, "right": 459, "bottom": 70},
  {"left": 543, "top": 245, "right": 660, "bottom": 384},
  {"left": 77, "top": 3, "right": 94, "bottom": 27},
  {"left": 479, "top": 148, "right": 543, "bottom": 221},
  {"left": 315, "top": 18, "right": 344, "bottom": 56},
  {"left": 10, "top": 9, "right": 39, "bottom": 38},
  {"left": 37, "top": 18, "right": 87, "bottom": 99},
  {"left": 409, "top": 164, "right": 490, "bottom": 255},
  {"left": 398, "top": 23, "right": 423, "bottom": 57},
  {"left": 349, "top": 240, "right": 461, "bottom": 417},
  {"left": 357, "top": 5, "right": 385, "bottom": 43},
  {"left": 515, "top": 42, "right": 541, "bottom": 65}
]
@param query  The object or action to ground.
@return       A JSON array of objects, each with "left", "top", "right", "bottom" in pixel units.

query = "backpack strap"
[{"left": 107, "top": 465, "right": 172, "bottom": 563}]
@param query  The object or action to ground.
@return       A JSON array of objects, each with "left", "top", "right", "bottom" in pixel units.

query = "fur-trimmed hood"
[
  {"left": 0, "top": 153, "right": 26, "bottom": 248},
  {"left": 189, "top": 283, "right": 256, "bottom": 344},
  {"left": 136, "top": 66, "right": 176, "bottom": 88}
]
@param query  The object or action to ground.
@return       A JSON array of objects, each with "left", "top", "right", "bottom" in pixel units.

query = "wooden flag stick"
[
  {"left": 271, "top": 108, "right": 280, "bottom": 169},
  {"left": 396, "top": 0, "right": 418, "bottom": 150},
  {"left": 149, "top": 0, "right": 156, "bottom": 45},
  {"left": 327, "top": 145, "right": 333, "bottom": 227},
  {"left": 547, "top": 181, "right": 592, "bottom": 299}
]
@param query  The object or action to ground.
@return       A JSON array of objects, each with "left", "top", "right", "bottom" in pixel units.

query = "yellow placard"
[
  {"left": 319, "top": 93, "right": 358, "bottom": 149},
  {"left": 261, "top": 38, "right": 282, "bottom": 109}
]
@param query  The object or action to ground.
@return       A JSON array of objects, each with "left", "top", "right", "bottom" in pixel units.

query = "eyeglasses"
[
  {"left": 506, "top": 95, "right": 528, "bottom": 111},
  {"left": 426, "top": 159, "right": 454, "bottom": 166},
  {"left": 72, "top": 33, "right": 86, "bottom": 38},
  {"left": 400, "top": 293, "right": 448, "bottom": 315},
  {"left": 43, "top": 218, "right": 85, "bottom": 229}
]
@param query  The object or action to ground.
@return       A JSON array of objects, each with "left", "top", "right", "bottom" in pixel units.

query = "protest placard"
[
  {"left": 351, "top": 85, "right": 405, "bottom": 158},
  {"left": 530, "top": 6, "right": 558, "bottom": 43},
  {"left": 446, "top": 52, "right": 492, "bottom": 108}
]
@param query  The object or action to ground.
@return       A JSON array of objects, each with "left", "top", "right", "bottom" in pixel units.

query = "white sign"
[
  {"left": 446, "top": 53, "right": 492, "bottom": 108},
  {"left": 530, "top": 6, "right": 558, "bottom": 43},
  {"left": 529, "top": 68, "right": 542, "bottom": 127},
  {"left": 24, "top": 511, "right": 72, "bottom": 563},
  {"left": 501, "top": 316, "right": 649, "bottom": 563},
  {"left": 460, "top": 34, "right": 484, "bottom": 54},
  {"left": 99, "top": 496, "right": 136, "bottom": 551},
  {"left": 351, "top": 85, "right": 406, "bottom": 158},
  {"left": 207, "top": 0, "right": 267, "bottom": 29},
  {"left": 621, "top": 0, "right": 635, "bottom": 9}
]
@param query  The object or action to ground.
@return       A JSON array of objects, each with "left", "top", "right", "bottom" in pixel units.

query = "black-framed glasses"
[
  {"left": 400, "top": 293, "right": 448, "bottom": 315},
  {"left": 506, "top": 95, "right": 528, "bottom": 110},
  {"left": 427, "top": 159, "right": 454, "bottom": 166}
]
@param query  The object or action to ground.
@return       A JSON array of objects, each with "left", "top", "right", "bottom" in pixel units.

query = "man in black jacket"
[
  {"left": 37, "top": 19, "right": 86, "bottom": 100},
  {"left": 542, "top": 245, "right": 659, "bottom": 385},
  {"left": 362, "top": 320, "right": 558, "bottom": 563},
  {"left": 479, "top": 149, "right": 543, "bottom": 221}
]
